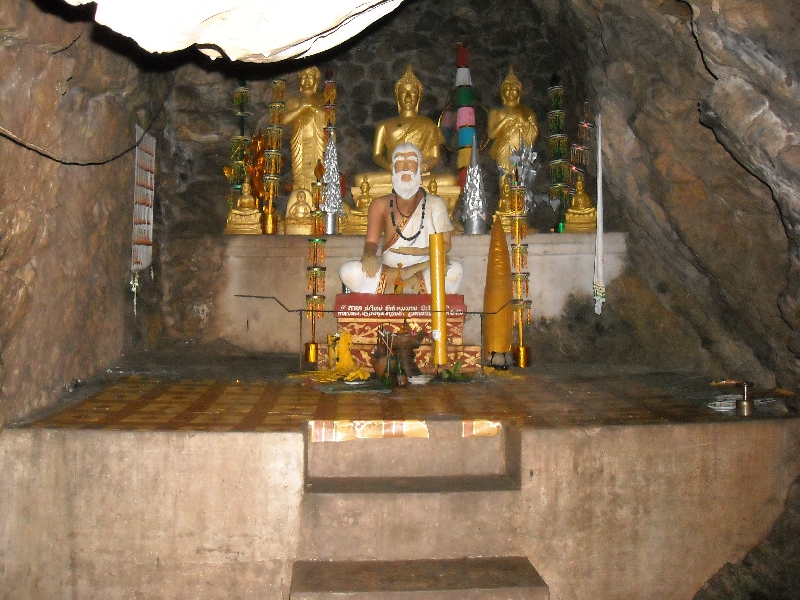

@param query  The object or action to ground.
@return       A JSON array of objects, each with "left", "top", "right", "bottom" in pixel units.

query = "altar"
[{"left": 213, "top": 232, "right": 627, "bottom": 355}]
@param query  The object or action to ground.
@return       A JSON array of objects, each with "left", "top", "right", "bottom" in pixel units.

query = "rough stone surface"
[
  {"left": 694, "top": 475, "right": 800, "bottom": 600},
  {"left": 532, "top": 0, "right": 795, "bottom": 388},
  {"left": 0, "top": 0, "right": 170, "bottom": 423},
  {"left": 154, "top": 0, "right": 800, "bottom": 393}
]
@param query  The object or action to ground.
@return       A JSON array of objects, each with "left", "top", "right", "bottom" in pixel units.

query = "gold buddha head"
[
  {"left": 395, "top": 64, "right": 423, "bottom": 115},
  {"left": 298, "top": 66, "right": 321, "bottom": 95},
  {"left": 238, "top": 180, "right": 256, "bottom": 210},
  {"left": 500, "top": 67, "right": 522, "bottom": 106}
]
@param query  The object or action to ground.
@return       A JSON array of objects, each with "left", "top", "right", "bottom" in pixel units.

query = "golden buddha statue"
[
  {"left": 341, "top": 176, "right": 373, "bottom": 235},
  {"left": 284, "top": 189, "right": 315, "bottom": 235},
  {"left": 284, "top": 66, "right": 326, "bottom": 195},
  {"left": 488, "top": 67, "right": 539, "bottom": 182},
  {"left": 492, "top": 175, "right": 517, "bottom": 234},
  {"left": 351, "top": 64, "right": 460, "bottom": 221},
  {"left": 563, "top": 175, "right": 597, "bottom": 232},
  {"left": 224, "top": 180, "right": 262, "bottom": 235}
]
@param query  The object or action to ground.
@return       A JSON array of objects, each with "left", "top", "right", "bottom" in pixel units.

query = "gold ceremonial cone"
[{"left": 483, "top": 215, "right": 513, "bottom": 358}]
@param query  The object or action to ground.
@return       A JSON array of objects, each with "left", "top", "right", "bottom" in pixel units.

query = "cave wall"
[
  {"left": 158, "top": 0, "right": 799, "bottom": 387},
  {"left": 3, "top": 0, "right": 799, "bottom": 422},
  {"left": 156, "top": 0, "right": 595, "bottom": 348},
  {"left": 530, "top": 0, "right": 798, "bottom": 386},
  {"left": 0, "top": 0, "right": 169, "bottom": 423}
]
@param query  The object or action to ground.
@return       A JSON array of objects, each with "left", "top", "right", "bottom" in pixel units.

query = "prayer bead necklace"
[{"left": 390, "top": 189, "right": 427, "bottom": 243}]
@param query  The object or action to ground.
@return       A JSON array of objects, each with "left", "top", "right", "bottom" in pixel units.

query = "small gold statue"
[
  {"left": 224, "top": 180, "right": 262, "bottom": 235},
  {"left": 350, "top": 65, "right": 460, "bottom": 224},
  {"left": 284, "top": 66, "right": 326, "bottom": 195},
  {"left": 488, "top": 67, "right": 539, "bottom": 181},
  {"left": 341, "top": 177, "right": 373, "bottom": 235},
  {"left": 492, "top": 175, "right": 518, "bottom": 234},
  {"left": 563, "top": 175, "right": 597, "bottom": 232},
  {"left": 284, "top": 189, "right": 315, "bottom": 235}
]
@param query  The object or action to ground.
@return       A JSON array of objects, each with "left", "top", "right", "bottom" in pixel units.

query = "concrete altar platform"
[
  {"left": 214, "top": 232, "right": 626, "bottom": 353},
  {"left": 2, "top": 357, "right": 798, "bottom": 600}
]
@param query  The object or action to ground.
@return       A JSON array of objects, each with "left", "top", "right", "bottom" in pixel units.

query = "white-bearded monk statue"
[{"left": 339, "top": 143, "right": 463, "bottom": 294}]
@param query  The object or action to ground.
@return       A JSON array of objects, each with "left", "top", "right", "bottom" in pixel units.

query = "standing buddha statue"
[
  {"left": 488, "top": 67, "right": 539, "bottom": 183},
  {"left": 284, "top": 66, "right": 326, "bottom": 196}
]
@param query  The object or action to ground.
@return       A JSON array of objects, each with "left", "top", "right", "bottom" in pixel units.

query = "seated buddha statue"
[
  {"left": 492, "top": 175, "right": 518, "bottom": 234},
  {"left": 351, "top": 64, "right": 460, "bottom": 221},
  {"left": 341, "top": 176, "right": 373, "bottom": 235},
  {"left": 224, "top": 181, "right": 262, "bottom": 235},
  {"left": 563, "top": 175, "right": 597, "bottom": 232},
  {"left": 284, "top": 189, "right": 315, "bottom": 235}
]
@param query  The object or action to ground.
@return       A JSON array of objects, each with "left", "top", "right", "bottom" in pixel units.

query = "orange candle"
[{"left": 429, "top": 233, "right": 448, "bottom": 366}]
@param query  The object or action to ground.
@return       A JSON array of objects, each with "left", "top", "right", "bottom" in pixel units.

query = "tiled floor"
[{"left": 17, "top": 357, "right": 797, "bottom": 432}]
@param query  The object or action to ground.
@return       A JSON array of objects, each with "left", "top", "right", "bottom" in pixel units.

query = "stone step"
[
  {"left": 305, "top": 420, "right": 520, "bottom": 493},
  {"left": 290, "top": 557, "right": 549, "bottom": 599}
]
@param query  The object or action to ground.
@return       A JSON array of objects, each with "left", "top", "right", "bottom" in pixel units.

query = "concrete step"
[
  {"left": 290, "top": 557, "right": 549, "bottom": 599},
  {"left": 305, "top": 420, "right": 520, "bottom": 493}
]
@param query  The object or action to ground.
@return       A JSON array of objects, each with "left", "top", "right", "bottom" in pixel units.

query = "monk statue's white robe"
[{"left": 339, "top": 193, "right": 463, "bottom": 294}]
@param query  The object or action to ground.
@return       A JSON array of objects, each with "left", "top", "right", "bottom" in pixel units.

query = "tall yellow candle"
[
  {"left": 483, "top": 215, "right": 513, "bottom": 358},
  {"left": 429, "top": 232, "right": 448, "bottom": 366}
]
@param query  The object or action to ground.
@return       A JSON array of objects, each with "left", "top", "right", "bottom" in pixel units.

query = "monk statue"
[
  {"left": 224, "top": 180, "right": 262, "bottom": 235},
  {"left": 340, "top": 142, "right": 463, "bottom": 294},
  {"left": 563, "top": 174, "right": 597, "bottom": 232},
  {"left": 284, "top": 189, "right": 315, "bottom": 235},
  {"left": 284, "top": 66, "right": 326, "bottom": 195},
  {"left": 488, "top": 67, "right": 538, "bottom": 181},
  {"left": 349, "top": 65, "right": 460, "bottom": 223}
]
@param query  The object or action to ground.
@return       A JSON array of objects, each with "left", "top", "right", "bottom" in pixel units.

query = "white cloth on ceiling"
[{"left": 63, "top": 0, "right": 405, "bottom": 62}]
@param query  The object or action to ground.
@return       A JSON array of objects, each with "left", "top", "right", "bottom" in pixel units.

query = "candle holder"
[
  {"left": 509, "top": 174, "right": 531, "bottom": 367},
  {"left": 304, "top": 238, "right": 327, "bottom": 367}
]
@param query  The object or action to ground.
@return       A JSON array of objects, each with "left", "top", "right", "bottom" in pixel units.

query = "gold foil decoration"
[
  {"left": 271, "top": 78, "right": 286, "bottom": 101},
  {"left": 268, "top": 101, "right": 284, "bottom": 125},
  {"left": 511, "top": 244, "right": 528, "bottom": 271},
  {"left": 307, "top": 266, "right": 326, "bottom": 294},
  {"left": 510, "top": 215, "right": 527, "bottom": 240},
  {"left": 306, "top": 295, "right": 325, "bottom": 319},
  {"left": 266, "top": 126, "right": 283, "bottom": 148},
  {"left": 308, "top": 237, "right": 326, "bottom": 266},
  {"left": 512, "top": 273, "right": 530, "bottom": 298}
]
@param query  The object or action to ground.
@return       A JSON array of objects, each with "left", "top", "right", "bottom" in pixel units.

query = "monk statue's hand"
[{"left": 361, "top": 253, "right": 381, "bottom": 278}]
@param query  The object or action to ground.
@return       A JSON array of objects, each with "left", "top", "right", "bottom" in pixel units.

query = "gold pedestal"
[
  {"left": 224, "top": 210, "right": 262, "bottom": 235},
  {"left": 513, "top": 345, "right": 530, "bottom": 368},
  {"left": 563, "top": 209, "right": 597, "bottom": 232},
  {"left": 284, "top": 217, "right": 315, "bottom": 235},
  {"left": 339, "top": 208, "right": 369, "bottom": 236}
]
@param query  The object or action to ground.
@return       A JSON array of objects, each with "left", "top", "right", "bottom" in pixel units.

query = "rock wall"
[
  {"left": 0, "top": 0, "right": 169, "bottom": 423},
  {"left": 532, "top": 0, "right": 797, "bottom": 386},
  {"left": 158, "top": 0, "right": 799, "bottom": 388},
  {"left": 5, "top": 0, "right": 795, "bottom": 425},
  {"left": 157, "top": 0, "right": 594, "bottom": 344}
]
